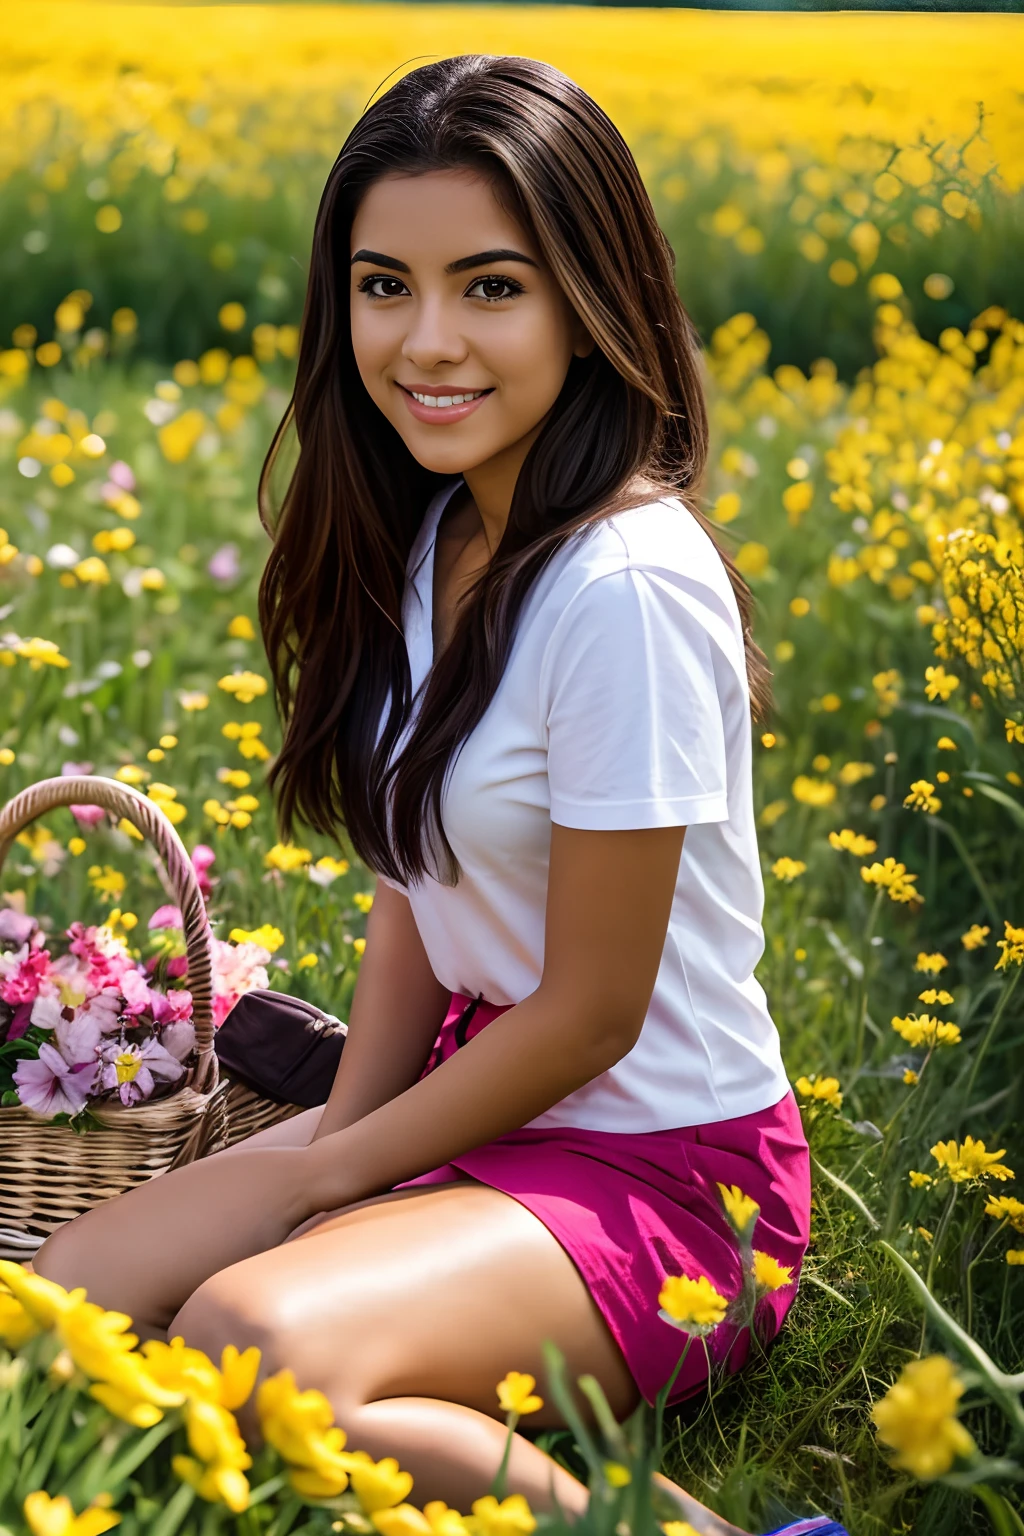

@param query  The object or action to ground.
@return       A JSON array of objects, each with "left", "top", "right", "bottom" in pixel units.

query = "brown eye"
[
  {"left": 359, "top": 275, "right": 409, "bottom": 299},
  {"left": 467, "top": 276, "right": 524, "bottom": 302}
]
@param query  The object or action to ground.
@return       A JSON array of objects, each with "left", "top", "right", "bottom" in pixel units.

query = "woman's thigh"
[{"left": 174, "top": 1179, "right": 639, "bottom": 1426}]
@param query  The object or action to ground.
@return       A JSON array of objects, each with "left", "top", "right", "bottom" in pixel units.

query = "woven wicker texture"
[{"left": 0, "top": 777, "right": 239, "bottom": 1257}]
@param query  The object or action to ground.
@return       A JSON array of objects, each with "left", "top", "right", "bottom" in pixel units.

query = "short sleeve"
[
  {"left": 542, "top": 566, "right": 729, "bottom": 831},
  {"left": 374, "top": 872, "right": 408, "bottom": 896}
]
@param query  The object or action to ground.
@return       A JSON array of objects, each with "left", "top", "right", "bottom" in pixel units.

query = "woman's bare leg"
[{"left": 170, "top": 1181, "right": 745, "bottom": 1532}]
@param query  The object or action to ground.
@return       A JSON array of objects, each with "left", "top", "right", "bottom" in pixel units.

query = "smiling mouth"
[{"left": 399, "top": 385, "right": 493, "bottom": 409}]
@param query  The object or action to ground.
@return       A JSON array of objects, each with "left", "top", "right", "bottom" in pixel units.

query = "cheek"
[
  {"left": 349, "top": 306, "right": 393, "bottom": 397},
  {"left": 493, "top": 309, "right": 575, "bottom": 410}
]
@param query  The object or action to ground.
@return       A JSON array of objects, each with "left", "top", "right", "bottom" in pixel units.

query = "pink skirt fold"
[{"left": 398, "top": 993, "right": 811, "bottom": 1406}]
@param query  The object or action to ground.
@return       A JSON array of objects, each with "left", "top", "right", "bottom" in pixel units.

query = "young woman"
[{"left": 37, "top": 55, "right": 819, "bottom": 1534}]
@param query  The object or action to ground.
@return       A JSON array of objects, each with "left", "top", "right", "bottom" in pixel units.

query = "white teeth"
[{"left": 410, "top": 389, "right": 484, "bottom": 408}]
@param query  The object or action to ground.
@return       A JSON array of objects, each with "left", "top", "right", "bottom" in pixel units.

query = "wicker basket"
[{"left": 0, "top": 775, "right": 295, "bottom": 1261}]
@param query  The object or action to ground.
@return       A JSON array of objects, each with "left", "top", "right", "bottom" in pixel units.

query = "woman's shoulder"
[{"left": 552, "top": 494, "right": 733, "bottom": 606}]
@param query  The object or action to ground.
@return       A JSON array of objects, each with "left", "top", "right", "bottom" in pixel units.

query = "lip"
[{"left": 397, "top": 383, "right": 493, "bottom": 425}]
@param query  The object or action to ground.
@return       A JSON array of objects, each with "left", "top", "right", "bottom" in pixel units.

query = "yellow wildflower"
[
  {"left": 229, "top": 923, "right": 284, "bottom": 953},
  {"left": 771, "top": 856, "right": 806, "bottom": 882},
  {"left": 662, "top": 1526, "right": 700, "bottom": 1536},
  {"left": 179, "top": 691, "right": 210, "bottom": 712},
  {"left": 961, "top": 924, "right": 990, "bottom": 951},
  {"left": 218, "top": 671, "right": 268, "bottom": 705},
  {"left": 217, "top": 768, "right": 251, "bottom": 789},
  {"left": 172, "top": 1397, "right": 252, "bottom": 1511},
  {"left": 257, "top": 1369, "right": 351, "bottom": 1498},
  {"left": 909, "top": 1171, "right": 933, "bottom": 1189},
  {"left": 23, "top": 1493, "right": 121, "bottom": 1536},
  {"left": 838, "top": 763, "right": 875, "bottom": 789},
  {"left": 311, "top": 855, "right": 350, "bottom": 884},
  {"left": 792, "top": 775, "right": 836, "bottom": 807},
  {"left": 87, "top": 864, "right": 126, "bottom": 903},
  {"left": 860, "top": 858, "right": 922, "bottom": 905},
  {"left": 924, "top": 666, "right": 959, "bottom": 703},
  {"left": 147, "top": 783, "right": 187, "bottom": 825},
  {"left": 353, "top": 891, "right": 375, "bottom": 912},
  {"left": 918, "top": 989, "right": 954, "bottom": 1006},
  {"left": 828, "top": 828, "right": 877, "bottom": 856},
  {"left": 0, "top": 1288, "right": 41, "bottom": 1348},
  {"left": 931, "top": 1137, "right": 1014, "bottom": 1184},
  {"left": 14, "top": 637, "right": 70, "bottom": 670},
  {"left": 496, "top": 1371, "right": 543, "bottom": 1416},
  {"left": 903, "top": 780, "right": 941, "bottom": 814},
  {"left": 717, "top": 1182, "right": 760, "bottom": 1237},
  {"left": 995, "top": 921, "right": 1024, "bottom": 970},
  {"left": 466, "top": 1494, "right": 536, "bottom": 1536},
  {"left": 372, "top": 1508, "right": 434, "bottom": 1536},
  {"left": 346, "top": 1454, "right": 415, "bottom": 1514},
  {"left": 227, "top": 615, "right": 256, "bottom": 640},
  {"left": 936, "top": 737, "right": 957, "bottom": 751},
  {"left": 985, "top": 1196, "right": 1024, "bottom": 1234},
  {"left": 1008, "top": 1251, "right": 1024, "bottom": 1266},
  {"left": 265, "top": 843, "right": 312, "bottom": 873},
  {"left": 891, "top": 1014, "right": 961, "bottom": 1049},
  {"left": 903, "top": 1069, "right": 919, "bottom": 1086},
  {"left": 871, "top": 1355, "right": 975, "bottom": 1480},
  {"left": 603, "top": 1462, "right": 631, "bottom": 1487},
  {"left": 795, "top": 1074, "right": 843, "bottom": 1110},
  {"left": 73, "top": 556, "right": 110, "bottom": 586},
  {"left": 115, "top": 764, "right": 149, "bottom": 786},
  {"left": 752, "top": 1251, "right": 793, "bottom": 1293},
  {"left": 298, "top": 953, "right": 319, "bottom": 969},
  {"left": 914, "top": 952, "right": 948, "bottom": 974},
  {"left": 658, "top": 1273, "right": 729, "bottom": 1333},
  {"left": 353, "top": 937, "right": 367, "bottom": 957}
]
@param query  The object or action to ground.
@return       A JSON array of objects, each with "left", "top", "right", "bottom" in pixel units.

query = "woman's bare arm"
[
  {"left": 299, "top": 822, "right": 685, "bottom": 1215},
  {"left": 313, "top": 881, "right": 450, "bottom": 1139}
]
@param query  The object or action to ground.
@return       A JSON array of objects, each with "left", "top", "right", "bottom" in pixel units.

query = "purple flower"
[
  {"left": 14, "top": 1043, "right": 97, "bottom": 1118},
  {"left": 71, "top": 805, "right": 106, "bottom": 829},
  {"left": 98, "top": 1036, "right": 184, "bottom": 1106},
  {"left": 207, "top": 543, "right": 240, "bottom": 583}
]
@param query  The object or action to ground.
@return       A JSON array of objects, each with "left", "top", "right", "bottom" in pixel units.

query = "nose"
[{"left": 400, "top": 292, "right": 468, "bottom": 373}]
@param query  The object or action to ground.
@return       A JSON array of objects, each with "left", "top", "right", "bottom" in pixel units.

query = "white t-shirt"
[{"left": 375, "top": 478, "right": 789, "bottom": 1133}]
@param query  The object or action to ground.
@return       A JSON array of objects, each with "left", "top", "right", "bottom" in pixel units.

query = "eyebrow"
[{"left": 350, "top": 247, "right": 538, "bottom": 274}]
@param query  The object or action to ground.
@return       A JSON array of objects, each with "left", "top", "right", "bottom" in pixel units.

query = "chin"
[{"left": 399, "top": 432, "right": 499, "bottom": 478}]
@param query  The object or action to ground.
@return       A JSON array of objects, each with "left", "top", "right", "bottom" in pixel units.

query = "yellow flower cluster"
[
  {"left": 771, "top": 856, "right": 806, "bottom": 883},
  {"left": 658, "top": 1274, "right": 729, "bottom": 1334},
  {"left": 828, "top": 827, "right": 878, "bottom": 856},
  {"left": 860, "top": 856, "right": 922, "bottom": 905},
  {"left": 995, "top": 919, "right": 1024, "bottom": 970},
  {"left": 913, "top": 1135, "right": 1016, "bottom": 1186},
  {"left": 795, "top": 1073, "right": 843, "bottom": 1110},
  {"left": 890, "top": 1013, "right": 961, "bottom": 1049},
  {"left": 2, "top": 1262, "right": 536, "bottom": 1533},
  {"left": 903, "top": 779, "right": 941, "bottom": 814},
  {"left": 933, "top": 531, "right": 1024, "bottom": 713}
]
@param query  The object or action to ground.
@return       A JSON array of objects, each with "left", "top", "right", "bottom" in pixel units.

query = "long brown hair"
[{"left": 258, "top": 54, "right": 771, "bottom": 885}]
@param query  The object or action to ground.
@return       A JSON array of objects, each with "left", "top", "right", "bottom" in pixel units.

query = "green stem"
[
  {"left": 854, "top": 888, "right": 885, "bottom": 1072},
  {"left": 965, "top": 966, "right": 1023, "bottom": 1101},
  {"left": 653, "top": 1337, "right": 694, "bottom": 1464},
  {"left": 931, "top": 818, "right": 1001, "bottom": 926},
  {"left": 966, "top": 1220, "right": 1009, "bottom": 1338},
  {"left": 489, "top": 1411, "right": 519, "bottom": 1502},
  {"left": 975, "top": 1483, "right": 1024, "bottom": 1536}
]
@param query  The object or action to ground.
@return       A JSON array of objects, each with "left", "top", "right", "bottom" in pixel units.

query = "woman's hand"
[{"left": 295, "top": 823, "right": 686, "bottom": 1216}]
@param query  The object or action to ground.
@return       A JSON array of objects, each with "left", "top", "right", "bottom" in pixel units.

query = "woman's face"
[{"left": 349, "top": 169, "right": 592, "bottom": 482}]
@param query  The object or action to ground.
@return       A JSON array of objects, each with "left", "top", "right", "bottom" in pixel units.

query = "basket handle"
[{"left": 0, "top": 776, "right": 216, "bottom": 1093}]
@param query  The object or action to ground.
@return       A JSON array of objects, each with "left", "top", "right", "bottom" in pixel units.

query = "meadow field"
[{"left": 3, "top": 6, "right": 1024, "bottom": 1535}]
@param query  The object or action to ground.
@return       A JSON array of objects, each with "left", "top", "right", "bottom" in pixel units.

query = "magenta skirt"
[{"left": 397, "top": 994, "right": 811, "bottom": 1406}]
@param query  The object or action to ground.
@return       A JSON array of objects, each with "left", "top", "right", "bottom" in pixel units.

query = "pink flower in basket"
[
  {"left": 97, "top": 1035, "right": 185, "bottom": 1107},
  {"left": 13, "top": 1044, "right": 98, "bottom": 1118},
  {"left": 211, "top": 938, "right": 270, "bottom": 1027},
  {"left": 67, "top": 922, "right": 136, "bottom": 991},
  {"left": 0, "top": 941, "right": 51, "bottom": 1006}
]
